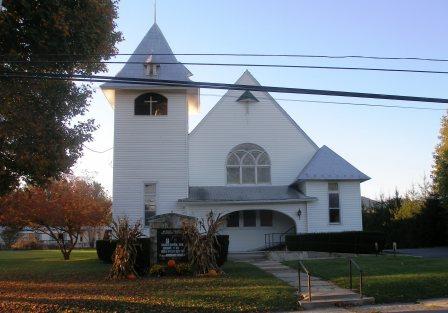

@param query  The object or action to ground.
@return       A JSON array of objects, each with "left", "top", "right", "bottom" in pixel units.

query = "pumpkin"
[
  {"left": 167, "top": 259, "right": 176, "bottom": 268},
  {"left": 207, "top": 269, "right": 218, "bottom": 277}
]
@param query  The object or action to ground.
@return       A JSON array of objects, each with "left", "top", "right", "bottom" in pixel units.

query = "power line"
[
  {"left": 3, "top": 60, "right": 448, "bottom": 75},
  {"left": 2, "top": 71, "right": 448, "bottom": 104},
  {"left": 2, "top": 53, "right": 448, "bottom": 62},
  {"left": 200, "top": 93, "right": 447, "bottom": 111},
  {"left": 78, "top": 97, "right": 445, "bottom": 155},
  {"left": 83, "top": 145, "right": 113, "bottom": 153}
]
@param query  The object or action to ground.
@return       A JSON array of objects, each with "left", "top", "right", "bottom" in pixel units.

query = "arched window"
[
  {"left": 226, "top": 143, "right": 271, "bottom": 184},
  {"left": 134, "top": 93, "right": 167, "bottom": 116}
]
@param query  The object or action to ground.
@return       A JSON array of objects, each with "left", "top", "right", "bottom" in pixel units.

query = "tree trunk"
[{"left": 62, "top": 250, "right": 70, "bottom": 260}]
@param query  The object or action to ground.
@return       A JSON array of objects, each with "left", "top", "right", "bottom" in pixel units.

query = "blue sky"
[{"left": 73, "top": 0, "right": 448, "bottom": 199}]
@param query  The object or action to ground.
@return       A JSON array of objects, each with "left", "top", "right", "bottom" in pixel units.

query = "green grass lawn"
[
  {"left": 284, "top": 255, "right": 448, "bottom": 303},
  {"left": 0, "top": 249, "right": 296, "bottom": 313}
]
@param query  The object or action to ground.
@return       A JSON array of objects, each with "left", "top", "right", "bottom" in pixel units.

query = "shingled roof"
[
  {"left": 297, "top": 145, "right": 370, "bottom": 181},
  {"left": 179, "top": 186, "right": 315, "bottom": 204},
  {"left": 102, "top": 23, "right": 192, "bottom": 89}
]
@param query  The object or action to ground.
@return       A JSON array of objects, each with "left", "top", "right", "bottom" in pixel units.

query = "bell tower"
[{"left": 101, "top": 24, "right": 199, "bottom": 232}]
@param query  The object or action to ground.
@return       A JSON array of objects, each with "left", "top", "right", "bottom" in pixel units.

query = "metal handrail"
[
  {"left": 349, "top": 258, "right": 363, "bottom": 298},
  {"left": 297, "top": 260, "right": 312, "bottom": 302},
  {"left": 264, "top": 226, "right": 295, "bottom": 249}
]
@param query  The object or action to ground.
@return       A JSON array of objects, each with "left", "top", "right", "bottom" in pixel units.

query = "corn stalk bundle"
[
  {"left": 182, "top": 211, "right": 223, "bottom": 275},
  {"left": 109, "top": 217, "right": 143, "bottom": 279}
]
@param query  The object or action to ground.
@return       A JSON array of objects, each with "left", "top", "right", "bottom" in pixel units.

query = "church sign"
[{"left": 157, "top": 228, "right": 188, "bottom": 262}]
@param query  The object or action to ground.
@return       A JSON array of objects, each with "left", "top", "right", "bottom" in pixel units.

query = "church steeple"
[
  {"left": 102, "top": 23, "right": 192, "bottom": 88},
  {"left": 101, "top": 23, "right": 198, "bottom": 113}
]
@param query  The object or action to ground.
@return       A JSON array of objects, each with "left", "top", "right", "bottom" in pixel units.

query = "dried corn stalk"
[
  {"left": 109, "top": 217, "right": 143, "bottom": 279},
  {"left": 182, "top": 211, "right": 223, "bottom": 275}
]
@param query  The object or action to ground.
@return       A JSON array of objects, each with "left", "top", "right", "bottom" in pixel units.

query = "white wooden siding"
[
  {"left": 304, "top": 181, "right": 363, "bottom": 233},
  {"left": 189, "top": 74, "right": 318, "bottom": 186},
  {"left": 113, "top": 89, "right": 189, "bottom": 226}
]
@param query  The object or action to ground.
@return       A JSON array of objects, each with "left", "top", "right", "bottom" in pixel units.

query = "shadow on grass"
[{"left": 0, "top": 251, "right": 297, "bottom": 312}]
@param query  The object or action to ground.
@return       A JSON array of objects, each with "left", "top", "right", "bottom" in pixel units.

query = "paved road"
[{"left": 385, "top": 247, "right": 448, "bottom": 258}]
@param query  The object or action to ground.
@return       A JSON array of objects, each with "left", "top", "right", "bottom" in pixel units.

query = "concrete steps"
[
  {"left": 248, "top": 259, "right": 375, "bottom": 310},
  {"left": 297, "top": 279, "right": 375, "bottom": 309},
  {"left": 299, "top": 296, "right": 375, "bottom": 310}
]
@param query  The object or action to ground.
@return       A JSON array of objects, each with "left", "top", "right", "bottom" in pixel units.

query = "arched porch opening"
[{"left": 219, "top": 209, "right": 296, "bottom": 252}]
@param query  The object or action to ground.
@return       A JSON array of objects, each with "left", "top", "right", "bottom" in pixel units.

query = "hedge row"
[
  {"left": 215, "top": 235, "right": 229, "bottom": 267},
  {"left": 96, "top": 238, "right": 152, "bottom": 275},
  {"left": 285, "top": 231, "right": 385, "bottom": 254}
]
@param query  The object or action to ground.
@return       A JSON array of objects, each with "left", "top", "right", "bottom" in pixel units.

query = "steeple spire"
[{"left": 154, "top": 0, "right": 157, "bottom": 24}]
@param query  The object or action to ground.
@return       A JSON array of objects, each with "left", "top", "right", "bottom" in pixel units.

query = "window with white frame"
[
  {"left": 226, "top": 143, "right": 271, "bottom": 184},
  {"left": 144, "top": 183, "right": 157, "bottom": 226},
  {"left": 328, "top": 182, "right": 340, "bottom": 224}
]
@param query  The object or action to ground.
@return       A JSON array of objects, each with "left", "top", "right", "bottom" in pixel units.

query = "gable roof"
[
  {"left": 179, "top": 186, "right": 316, "bottom": 204},
  {"left": 189, "top": 70, "right": 319, "bottom": 150},
  {"left": 297, "top": 145, "right": 370, "bottom": 181},
  {"left": 101, "top": 23, "right": 192, "bottom": 89}
]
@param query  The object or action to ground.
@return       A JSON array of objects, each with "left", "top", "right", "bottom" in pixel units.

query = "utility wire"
[
  {"left": 2, "top": 53, "right": 448, "bottom": 62},
  {"left": 3, "top": 60, "right": 448, "bottom": 75},
  {"left": 78, "top": 95, "right": 446, "bottom": 155},
  {"left": 83, "top": 145, "right": 113, "bottom": 153},
  {"left": 200, "top": 93, "right": 447, "bottom": 111},
  {"left": 2, "top": 71, "right": 447, "bottom": 104},
  {"left": 65, "top": 92, "right": 447, "bottom": 156}
]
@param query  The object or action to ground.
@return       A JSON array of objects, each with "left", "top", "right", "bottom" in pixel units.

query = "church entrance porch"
[
  {"left": 179, "top": 186, "right": 311, "bottom": 252},
  {"left": 219, "top": 210, "right": 296, "bottom": 252}
]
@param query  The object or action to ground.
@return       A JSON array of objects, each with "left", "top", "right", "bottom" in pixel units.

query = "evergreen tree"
[{"left": 432, "top": 113, "right": 448, "bottom": 203}]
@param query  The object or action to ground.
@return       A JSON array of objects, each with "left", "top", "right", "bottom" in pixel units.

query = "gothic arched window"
[
  {"left": 226, "top": 143, "right": 271, "bottom": 185},
  {"left": 134, "top": 93, "right": 167, "bottom": 116}
]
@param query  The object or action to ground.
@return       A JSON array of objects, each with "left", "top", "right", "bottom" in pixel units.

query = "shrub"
[
  {"left": 285, "top": 231, "right": 385, "bottom": 254},
  {"left": 134, "top": 238, "right": 151, "bottom": 275},
  {"left": 148, "top": 262, "right": 192, "bottom": 277},
  {"left": 0, "top": 226, "right": 22, "bottom": 249},
  {"left": 96, "top": 240, "right": 117, "bottom": 263},
  {"left": 96, "top": 237, "right": 151, "bottom": 276},
  {"left": 215, "top": 235, "right": 229, "bottom": 267},
  {"left": 175, "top": 262, "right": 192, "bottom": 275},
  {"left": 11, "top": 234, "right": 42, "bottom": 250},
  {"left": 149, "top": 264, "right": 165, "bottom": 277}
]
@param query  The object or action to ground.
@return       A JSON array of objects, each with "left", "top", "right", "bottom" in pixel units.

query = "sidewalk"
[
  {"left": 283, "top": 299, "right": 448, "bottom": 313},
  {"left": 249, "top": 259, "right": 373, "bottom": 310},
  {"left": 248, "top": 259, "right": 448, "bottom": 312}
]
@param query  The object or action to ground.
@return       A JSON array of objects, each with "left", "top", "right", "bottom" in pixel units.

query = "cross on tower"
[{"left": 144, "top": 96, "right": 158, "bottom": 113}]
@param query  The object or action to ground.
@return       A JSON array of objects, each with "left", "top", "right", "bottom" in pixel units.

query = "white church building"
[{"left": 101, "top": 23, "right": 370, "bottom": 252}]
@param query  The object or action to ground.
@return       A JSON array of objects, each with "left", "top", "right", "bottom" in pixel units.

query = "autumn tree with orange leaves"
[{"left": 0, "top": 177, "right": 111, "bottom": 260}]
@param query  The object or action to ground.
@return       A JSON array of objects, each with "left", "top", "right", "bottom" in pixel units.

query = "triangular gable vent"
[{"left": 237, "top": 90, "right": 259, "bottom": 103}]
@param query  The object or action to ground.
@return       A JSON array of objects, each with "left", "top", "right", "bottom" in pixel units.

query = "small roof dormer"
[
  {"left": 144, "top": 54, "right": 160, "bottom": 78},
  {"left": 101, "top": 23, "right": 199, "bottom": 114}
]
